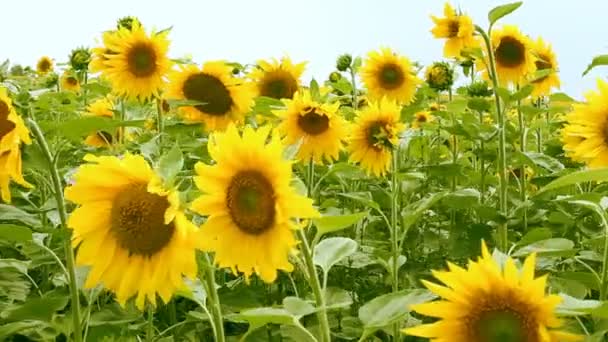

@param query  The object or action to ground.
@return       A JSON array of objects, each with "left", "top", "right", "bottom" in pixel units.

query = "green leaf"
[
  {"left": 283, "top": 297, "right": 316, "bottom": 317},
  {"left": 2, "top": 295, "right": 69, "bottom": 322},
  {"left": 312, "top": 212, "right": 367, "bottom": 241},
  {"left": 0, "top": 224, "right": 32, "bottom": 242},
  {"left": 513, "top": 238, "right": 576, "bottom": 258},
  {"left": 442, "top": 188, "right": 480, "bottom": 209},
  {"left": 0, "top": 322, "right": 46, "bottom": 341},
  {"left": 339, "top": 192, "right": 380, "bottom": 211},
  {"left": 488, "top": 2, "right": 523, "bottom": 27},
  {"left": 515, "top": 228, "right": 553, "bottom": 248},
  {"left": 511, "top": 84, "right": 534, "bottom": 101},
  {"left": 538, "top": 168, "right": 608, "bottom": 193},
  {"left": 515, "top": 152, "right": 564, "bottom": 173},
  {"left": 44, "top": 116, "right": 143, "bottom": 141},
  {"left": 0, "top": 204, "right": 39, "bottom": 227},
  {"left": 582, "top": 54, "right": 608, "bottom": 76},
  {"left": 88, "top": 303, "right": 141, "bottom": 326},
  {"left": 309, "top": 79, "right": 321, "bottom": 100},
  {"left": 177, "top": 278, "right": 207, "bottom": 308},
  {"left": 359, "top": 290, "right": 435, "bottom": 333},
  {"left": 549, "top": 92, "right": 576, "bottom": 103},
  {"left": 325, "top": 287, "right": 353, "bottom": 310},
  {"left": 556, "top": 293, "right": 601, "bottom": 316},
  {"left": 157, "top": 144, "right": 183, "bottom": 186},
  {"left": 0, "top": 259, "right": 31, "bottom": 274},
  {"left": 233, "top": 307, "right": 297, "bottom": 330},
  {"left": 313, "top": 237, "right": 358, "bottom": 274},
  {"left": 401, "top": 192, "right": 448, "bottom": 240}
]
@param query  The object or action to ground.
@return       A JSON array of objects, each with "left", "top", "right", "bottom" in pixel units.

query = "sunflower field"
[{"left": 5, "top": 1, "right": 608, "bottom": 341}]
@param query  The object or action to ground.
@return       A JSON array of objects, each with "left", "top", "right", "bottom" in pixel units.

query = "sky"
[{"left": 2, "top": 0, "right": 607, "bottom": 99}]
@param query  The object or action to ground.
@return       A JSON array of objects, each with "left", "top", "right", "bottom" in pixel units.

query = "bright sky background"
[{"left": 2, "top": 0, "right": 606, "bottom": 99}]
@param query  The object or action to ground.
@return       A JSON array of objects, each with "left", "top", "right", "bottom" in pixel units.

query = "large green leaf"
[
  {"left": 582, "top": 54, "right": 608, "bottom": 76},
  {"left": 1, "top": 295, "right": 69, "bottom": 322},
  {"left": 513, "top": 238, "right": 576, "bottom": 258},
  {"left": 0, "top": 224, "right": 32, "bottom": 242},
  {"left": 538, "top": 168, "right": 608, "bottom": 193},
  {"left": 312, "top": 212, "right": 367, "bottom": 242},
  {"left": 157, "top": 143, "right": 183, "bottom": 186},
  {"left": 488, "top": 2, "right": 523, "bottom": 27},
  {"left": 313, "top": 237, "right": 358, "bottom": 274},
  {"left": 359, "top": 289, "right": 436, "bottom": 338},
  {"left": 0, "top": 205, "right": 39, "bottom": 227}
]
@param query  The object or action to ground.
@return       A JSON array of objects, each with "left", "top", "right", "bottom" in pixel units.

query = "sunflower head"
[
  {"left": 561, "top": 79, "right": 608, "bottom": 168},
  {"left": 166, "top": 61, "right": 254, "bottom": 131},
  {"left": 360, "top": 47, "right": 421, "bottom": 104},
  {"left": 248, "top": 57, "right": 306, "bottom": 100},
  {"left": 116, "top": 16, "right": 141, "bottom": 31},
  {"left": 83, "top": 97, "right": 116, "bottom": 147},
  {"left": 348, "top": 98, "right": 405, "bottom": 176},
  {"left": 0, "top": 87, "right": 33, "bottom": 203},
  {"left": 99, "top": 22, "right": 172, "bottom": 101},
  {"left": 274, "top": 90, "right": 349, "bottom": 164},
  {"left": 191, "top": 124, "right": 318, "bottom": 282},
  {"left": 36, "top": 56, "right": 53, "bottom": 75},
  {"left": 412, "top": 110, "right": 434, "bottom": 129},
  {"left": 530, "top": 37, "right": 560, "bottom": 97},
  {"left": 425, "top": 61, "right": 454, "bottom": 92},
  {"left": 329, "top": 71, "right": 342, "bottom": 83},
  {"left": 466, "top": 80, "right": 493, "bottom": 98},
  {"left": 69, "top": 47, "right": 92, "bottom": 71},
  {"left": 484, "top": 25, "right": 535, "bottom": 86},
  {"left": 430, "top": 3, "right": 478, "bottom": 58},
  {"left": 61, "top": 72, "right": 81, "bottom": 93},
  {"left": 404, "top": 241, "right": 582, "bottom": 342},
  {"left": 336, "top": 53, "right": 353, "bottom": 72},
  {"left": 65, "top": 153, "right": 201, "bottom": 310}
]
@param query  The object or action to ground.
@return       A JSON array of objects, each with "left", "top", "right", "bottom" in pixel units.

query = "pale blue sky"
[{"left": 2, "top": 0, "right": 606, "bottom": 99}]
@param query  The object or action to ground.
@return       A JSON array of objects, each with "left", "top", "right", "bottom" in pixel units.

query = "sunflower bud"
[
  {"left": 116, "top": 16, "right": 140, "bottom": 31},
  {"left": 336, "top": 54, "right": 353, "bottom": 72},
  {"left": 44, "top": 72, "right": 59, "bottom": 88},
  {"left": 329, "top": 71, "right": 342, "bottom": 82},
  {"left": 69, "top": 47, "right": 91, "bottom": 72},
  {"left": 425, "top": 62, "right": 454, "bottom": 92},
  {"left": 466, "top": 81, "right": 493, "bottom": 98}
]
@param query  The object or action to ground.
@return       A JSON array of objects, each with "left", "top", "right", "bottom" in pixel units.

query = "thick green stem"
[
  {"left": 597, "top": 210, "right": 608, "bottom": 301},
  {"left": 517, "top": 94, "right": 527, "bottom": 230},
  {"left": 479, "top": 111, "right": 486, "bottom": 205},
  {"left": 27, "top": 119, "right": 82, "bottom": 342},
  {"left": 390, "top": 148, "right": 401, "bottom": 341},
  {"left": 119, "top": 99, "right": 126, "bottom": 145},
  {"left": 476, "top": 25, "right": 509, "bottom": 251},
  {"left": 349, "top": 67, "right": 358, "bottom": 110},
  {"left": 146, "top": 307, "right": 154, "bottom": 341},
  {"left": 301, "top": 159, "right": 331, "bottom": 342},
  {"left": 156, "top": 98, "right": 164, "bottom": 147},
  {"left": 202, "top": 254, "right": 226, "bottom": 342},
  {"left": 83, "top": 71, "right": 88, "bottom": 107}
]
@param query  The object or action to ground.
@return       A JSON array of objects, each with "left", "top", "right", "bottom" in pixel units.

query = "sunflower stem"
[
  {"left": 300, "top": 159, "right": 331, "bottom": 342},
  {"left": 202, "top": 253, "right": 226, "bottom": 342},
  {"left": 146, "top": 306, "right": 154, "bottom": 341},
  {"left": 516, "top": 89, "right": 527, "bottom": 231},
  {"left": 83, "top": 71, "right": 88, "bottom": 107},
  {"left": 119, "top": 99, "right": 126, "bottom": 145},
  {"left": 598, "top": 208, "right": 608, "bottom": 301},
  {"left": 156, "top": 97, "right": 164, "bottom": 149},
  {"left": 479, "top": 110, "right": 486, "bottom": 206},
  {"left": 476, "top": 25, "right": 509, "bottom": 252},
  {"left": 349, "top": 67, "right": 358, "bottom": 110},
  {"left": 27, "top": 118, "right": 83, "bottom": 342},
  {"left": 390, "top": 147, "right": 401, "bottom": 341}
]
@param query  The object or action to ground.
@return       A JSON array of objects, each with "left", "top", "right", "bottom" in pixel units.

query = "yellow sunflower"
[
  {"left": 83, "top": 98, "right": 117, "bottom": 147},
  {"left": 248, "top": 56, "right": 306, "bottom": 100},
  {"left": 348, "top": 98, "right": 405, "bottom": 176},
  {"left": 166, "top": 61, "right": 254, "bottom": 131},
  {"left": 36, "top": 56, "right": 53, "bottom": 75},
  {"left": 191, "top": 124, "right": 318, "bottom": 282},
  {"left": 90, "top": 31, "right": 120, "bottom": 75},
  {"left": 0, "top": 88, "right": 32, "bottom": 203},
  {"left": 404, "top": 241, "right": 582, "bottom": 342},
  {"left": 430, "top": 3, "right": 478, "bottom": 58},
  {"left": 360, "top": 47, "right": 421, "bottom": 104},
  {"left": 97, "top": 22, "right": 171, "bottom": 101},
  {"left": 561, "top": 79, "right": 608, "bottom": 168},
  {"left": 482, "top": 25, "right": 535, "bottom": 86},
  {"left": 60, "top": 72, "right": 80, "bottom": 93},
  {"left": 530, "top": 37, "right": 561, "bottom": 97},
  {"left": 412, "top": 110, "right": 435, "bottom": 129},
  {"left": 274, "top": 90, "right": 349, "bottom": 164},
  {"left": 65, "top": 153, "right": 201, "bottom": 310}
]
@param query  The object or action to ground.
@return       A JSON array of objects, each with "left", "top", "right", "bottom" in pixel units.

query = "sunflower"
[
  {"left": 60, "top": 72, "right": 80, "bottom": 92},
  {"left": 360, "top": 47, "right": 421, "bottom": 104},
  {"left": 348, "top": 98, "right": 405, "bottom": 176},
  {"left": 482, "top": 25, "right": 535, "bottom": 86},
  {"left": 90, "top": 31, "right": 119, "bottom": 75},
  {"left": 430, "top": 3, "right": 478, "bottom": 58},
  {"left": 248, "top": 57, "right": 306, "bottom": 100},
  {"left": 191, "top": 124, "right": 318, "bottom": 282},
  {"left": 404, "top": 241, "right": 582, "bottom": 342},
  {"left": 274, "top": 90, "right": 349, "bottom": 164},
  {"left": 561, "top": 79, "right": 608, "bottom": 168},
  {"left": 425, "top": 62, "right": 454, "bottom": 92},
  {"left": 65, "top": 153, "right": 201, "bottom": 310},
  {"left": 530, "top": 37, "right": 560, "bottom": 97},
  {"left": 36, "top": 56, "right": 53, "bottom": 75},
  {"left": 412, "top": 110, "right": 435, "bottom": 129},
  {"left": 83, "top": 98, "right": 117, "bottom": 147},
  {"left": 166, "top": 61, "right": 254, "bottom": 131},
  {"left": 97, "top": 22, "right": 171, "bottom": 101},
  {"left": 0, "top": 88, "right": 32, "bottom": 203}
]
